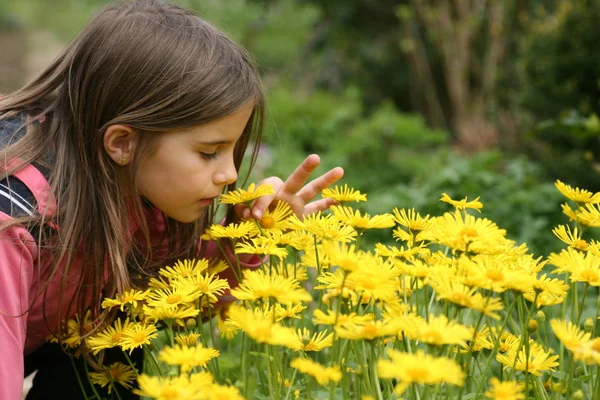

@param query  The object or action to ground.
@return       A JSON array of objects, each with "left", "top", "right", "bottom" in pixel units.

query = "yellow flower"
[
  {"left": 561, "top": 203, "right": 579, "bottom": 222},
  {"left": 576, "top": 203, "right": 600, "bottom": 227},
  {"left": 378, "top": 349, "right": 465, "bottom": 390},
  {"left": 159, "top": 259, "right": 209, "bottom": 281},
  {"left": 315, "top": 269, "right": 357, "bottom": 304},
  {"left": 321, "top": 184, "right": 367, "bottom": 202},
  {"left": 143, "top": 305, "right": 199, "bottom": 325},
  {"left": 88, "top": 362, "right": 136, "bottom": 394},
  {"left": 290, "top": 358, "right": 342, "bottom": 386},
  {"left": 134, "top": 373, "right": 213, "bottom": 399},
  {"left": 549, "top": 248, "right": 600, "bottom": 286},
  {"left": 226, "top": 305, "right": 299, "bottom": 348},
  {"left": 393, "top": 207, "right": 433, "bottom": 231},
  {"left": 291, "top": 328, "right": 335, "bottom": 352},
  {"left": 230, "top": 269, "right": 312, "bottom": 305},
  {"left": 431, "top": 210, "right": 507, "bottom": 254},
  {"left": 174, "top": 273, "right": 230, "bottom": 306},
  {"left": 375, "top": 243, "right": 429, "bottom": 261},
  {"left": 119, "top": 323, "right": 158, "bottom": 354},
  {"left": 175, "top": 332, "right": 202, "bottom": 347},
  {"left": 86, "top": 318, "right": 136, "bottom": 355},
  {"left": 440, "top": 192, "right": 483, "bottom": 212},
  {"left": 348, "top": 260, "right": 399, "bottom": 303},
  {"left": 263, "top": 303, "right": 306, "bottom": 322},
  {"left": 146, "top": 284, "right": 201, "bottom": 309},
  {"left": 203, "top": 221, "right": 260, "bottom": 240},
  {"left": 206, "top": 383, "right": 245, "bottom": 400},
  {"left": 330, "top": 205, "right": 395, "bottom": 230},
  {"left": 235, "top": 236, "right": 288, "bottom": 259},
  {"left": 288, "top": 213, "right": 358, "bottom": 243},
  {"left": 555, "top": 180, "right": 600, "bottom": 204},
  {"left": 550, "top": 319, "right": 591, "bottom": 351},
  {"left": 496, "top": 341, "right": 559, "bottom": 376},
  {"left": 101, "top": 289, "right": 147, "bottom": 312},
  {"left": 335, "top": 320, "right": 402, "bottom": 341},
  {"left": 552, "top": 224, "right": 588, "bottom": 250},
  {"left": 312, "top": 309, "right": 374, "bottom": 326},
  {"left": 158, "top": 344, "right": 220, "bottom": 373},
  {"left": 275, "top": 230, "right": 315, "bottom": 251},
  {"left": 402, "top": 314, "right": 472, "bottom": 346},
  {"left": 485, "top": 377, "right": 525, "bottom": 400},
  {"left": 258, "top": 201, "right": 293, "bottom": 231},
  {"left": 219, "top": 183, "right": 275, "bottom": 205},
  {"left": 429, "top": 274, "right": 504, "bottom": 319}
]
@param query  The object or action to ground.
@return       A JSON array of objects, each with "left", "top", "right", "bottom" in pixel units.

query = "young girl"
[{"left": 0, "top": 1, "right": 343, "bottom": 398}]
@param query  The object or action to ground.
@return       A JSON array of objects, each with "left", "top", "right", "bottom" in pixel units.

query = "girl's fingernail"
[
  {"left": 253, "top": 210, "right": 262, "bottom": 219},
  {"left": 244, "top": 209, "right": 251, "bottom": 219}
]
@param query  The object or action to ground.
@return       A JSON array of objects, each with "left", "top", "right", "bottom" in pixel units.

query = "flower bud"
[
  {"left": 584, "top": 317, "right": 595, "bottom": 333},
  {"left": 186, "top": 318, "right": 197, "bottom": 330},
  {"left": 573, "top": 389, "right": 584, "bottom": 399},
  {"left": 536, "top": 310, "right": 546, "bottom": 322},
  {"left": 527, "top": 319, "right": 538, "bottom": 333}
]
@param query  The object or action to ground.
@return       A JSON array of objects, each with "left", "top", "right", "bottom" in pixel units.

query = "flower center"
[
  {"left": 260, "top": 216, "right": 276, "bottom": 229},
  {"left": 487, "top": 268, "right": 504, "bottom": 281},
  {"left": 461, "top": 228, "right": 479, "bottom": 238},
  {"left": 167, "top": 294, "right": 182, "bottom": 304}
]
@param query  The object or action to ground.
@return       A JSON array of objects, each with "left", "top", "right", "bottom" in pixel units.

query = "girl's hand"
[{"left": 234, "top": 154, "right": 344, "bottom": 220}]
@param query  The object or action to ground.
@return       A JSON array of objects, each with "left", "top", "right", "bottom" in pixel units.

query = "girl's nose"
[{"left": 213, "top": 156, "right": 238, "bottom": 186}]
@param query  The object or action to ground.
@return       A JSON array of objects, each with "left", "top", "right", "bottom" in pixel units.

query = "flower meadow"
[{"left": 57, "top": 181, "right": 600, "bottom": 399}]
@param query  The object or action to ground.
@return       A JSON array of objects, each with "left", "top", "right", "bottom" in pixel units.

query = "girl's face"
[{"left": 135, "top": 104, "right": 253, "bottom": 222}]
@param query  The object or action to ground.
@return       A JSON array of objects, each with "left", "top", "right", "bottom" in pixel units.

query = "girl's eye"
[{"left": 200, "top": 152, "right": 218, "bottom": 160}]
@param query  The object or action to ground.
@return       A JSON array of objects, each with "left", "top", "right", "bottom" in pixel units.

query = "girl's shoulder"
[{"left": 0, "top": 114, "right": 53, "bottom": 224}]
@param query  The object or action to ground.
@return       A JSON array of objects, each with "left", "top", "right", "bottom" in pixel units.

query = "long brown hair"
[{"left": 0, "top": 0, "right": 265, "bottom": 337}]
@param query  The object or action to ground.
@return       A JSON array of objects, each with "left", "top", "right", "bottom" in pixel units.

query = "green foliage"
[
  {"left": 521, "top": 0, "right": 600, "bottom": 118},
  {"left": 527, "top": 111, "right": 600, "bottom": 191},
  {"left": 365, "top": 151, "right": 566, "bottom": 257}
]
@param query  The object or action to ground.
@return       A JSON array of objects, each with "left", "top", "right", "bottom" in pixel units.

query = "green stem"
[{"left": 68, "top": 354, "right": 92, "bottom": 400}]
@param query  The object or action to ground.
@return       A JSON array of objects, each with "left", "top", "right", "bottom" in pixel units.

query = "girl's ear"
[{"left": 103, "top": 124, "right": 138, "bottom": 166}]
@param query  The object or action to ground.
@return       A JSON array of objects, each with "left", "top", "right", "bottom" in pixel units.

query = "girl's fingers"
[
  {"left": 282, "top": 154, "right": 321, "bottom": 194},
  {"left": 297, "top": 167, "right": 344, "bottom": 203},
  {"left": 233, "top": 203, "right": 251, "bottom": 220},
  {"left": 303, "top": 198, "right": 338, "bottom": 215},
  {"left": 250, "top": 194, "right": 277, "bottom": 220}
]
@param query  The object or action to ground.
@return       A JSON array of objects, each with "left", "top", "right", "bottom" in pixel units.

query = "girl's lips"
[{"left": 199, "top": 197, "right": 217, "bottom": 206}]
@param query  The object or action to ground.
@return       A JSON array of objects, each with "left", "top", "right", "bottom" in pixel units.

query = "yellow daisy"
[
  {"left": 555, "top": 180, "right": 600, "bottom": 204},
  {"left": 496, "top": 340, "right": 559, "bottom": 376},
  {"left": 143, "top": 305, "right": 199, "bottom": 325},
  {"left": 291, "top": 328, "right": 335, "bottom": 352},
  {"left": 101, "top": 289, "right": 148, "bottom": 312},
  {"left": 392, "top": 208, "right": 433, "bottom": 232},
  {"left": 550, "top": 319, "right": 591, "bottom": 351},
  {"left": 484, "top": 378, "right": 525, "bottom": 400},
  {"left": 288, "top": 213, "right": 357, "bottom": 243},
  {"left": 330, "top": 205, "right": 395, "bottom": 230},
  {"left": 145, "top": 284, "right": 201, "bottom": 309},
  {"left": 440, "top": 192, "right": 483, "bottom": 212},
  {"left": 119, "top": 323, "right": 158, "bottom": 354},
  {"left": 290, "top": 358, "right": 342, "bottom": 386},
  {"left": 202, "top": 221, "right": 260, "bottom": 241},
  {"left": 312, "top": 309, "right": 374, "bottom": 326},
  {"left": 159, "top": 259, "right": 209, "bottom": 281},
  {"left": 235, "top": 236, "right": 288, "bottom": 259},
  {"left": 174, "top": 273, "right": 230, "bottom": 306},
  {"left": 576, "top": 203, "right": 600, "bottom": 227},
  {"left": 321, "top": 184, "right": 367, "bottom": 202},
  {"left": 231, "top": 269, "right": 311, "bottom": 305},
  {"left": 258, "top": 201, "right": 294, "bottom": 231},
  {"left": 88, "top": 362, "right": 136, "bottom": 394},
  {"left": 175, "top": 332, "right": 202, "bottom": 347},
  {"left": 86, "top": 318, "right": 136, "bottom": 355},
  {"left": 378, "top": 349, "right": 465, "bottom": 392},
  {"left": 226, "top": 305, "right": 299, "bottom": 348},
  {"left": 335, "top": 320, "right": 402, "bottom": 341},
  {"left": 134, "top": 374, "right": 212, "bottom": 399},
  {"left": 552, "top": 224, "right": 589, "bottom": 251},
  {"left": 219, "top": 183, "right": 275, "bottom": 205},
  {"left": 158, "top": 344, "right": 220, "bottom": 373},
  {"left": 402, "top": 314, "right": 472, "bottom": 346}
]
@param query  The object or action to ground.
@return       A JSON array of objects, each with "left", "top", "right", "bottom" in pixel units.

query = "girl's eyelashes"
[{"left": 200, "top": 152, "right": 218, "bottom": 160}]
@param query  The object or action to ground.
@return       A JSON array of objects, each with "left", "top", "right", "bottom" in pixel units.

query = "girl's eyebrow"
[{"left": 196, "top": 139, "right": 233, "bottom": 145}]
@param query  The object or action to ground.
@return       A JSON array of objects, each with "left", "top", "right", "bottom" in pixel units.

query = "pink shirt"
[{"left": 0, "top": 163, "right": 260, "bottom": 399}]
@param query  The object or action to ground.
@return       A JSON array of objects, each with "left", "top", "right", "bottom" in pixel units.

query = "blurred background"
[{"left": 1, "top": 0, "right": 599, "bottom": 257}]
